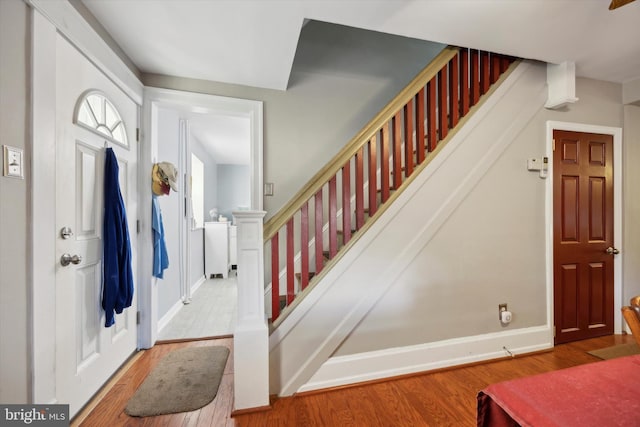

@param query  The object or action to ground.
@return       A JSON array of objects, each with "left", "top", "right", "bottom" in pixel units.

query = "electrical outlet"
[{"left": 499, "top": 303, "right": 507, "bottom": 319}]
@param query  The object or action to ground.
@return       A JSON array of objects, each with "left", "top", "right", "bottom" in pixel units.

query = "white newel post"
[{"left": 232, "top": 211, "right": 269, "bottom": 411}]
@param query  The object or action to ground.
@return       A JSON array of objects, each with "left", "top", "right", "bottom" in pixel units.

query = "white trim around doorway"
[{"left": 139, "top": 88, "right": 264, "bottom": 349}]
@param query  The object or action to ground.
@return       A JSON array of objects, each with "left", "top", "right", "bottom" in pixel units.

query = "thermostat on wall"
[
  {"left": 527, "top": 158, "right": 542, "bottom": 171},
  {"left": 527, "top": 157, "right": 548, "bottom": 179}
]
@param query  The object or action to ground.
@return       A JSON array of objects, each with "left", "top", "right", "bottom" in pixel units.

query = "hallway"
[{"left": 158, "top": 272, "right": 237, "bottom": 341}]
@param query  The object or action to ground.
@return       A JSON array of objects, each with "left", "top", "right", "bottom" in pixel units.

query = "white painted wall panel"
[
  {"left": 217, "top": 165, "right": 251, "bottom": 220},
  {"left": 623, "top": 105, "right": 640, "bottom": 304},
  {"left": 0, "top": 0, "right": 29, "bottom": 403},
  {"left": 156, "top": 108, "right": 182, "bottom": 318},
  {"left": 298, "top": 74, "right": 626, "bottom": 394}
]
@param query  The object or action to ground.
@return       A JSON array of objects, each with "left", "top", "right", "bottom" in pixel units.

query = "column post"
[{"left": 232, "top": 210, "right": 269, "bottom": 411}]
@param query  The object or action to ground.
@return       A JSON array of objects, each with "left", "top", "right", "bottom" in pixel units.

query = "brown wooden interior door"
[{"left": 553, "top": 130, "right": 615, "bottom": 344}]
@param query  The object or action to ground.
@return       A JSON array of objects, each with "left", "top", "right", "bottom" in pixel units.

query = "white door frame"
[
  {"left": 139, "top": 88, "right": 264, "bottom": 348},
  {"left": 29, "top": 2, "right": 143, "bottom": 404},
  {"left": 179, "top": 118, "right": 192, "bottom": 304},
  {"left": 545, "top": 121, "right": 623, "bottom": 343}
]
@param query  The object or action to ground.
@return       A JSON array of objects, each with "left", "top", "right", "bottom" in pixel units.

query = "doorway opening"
[{"left": 139, "top": 88, "right": 263, "bottom": 347}]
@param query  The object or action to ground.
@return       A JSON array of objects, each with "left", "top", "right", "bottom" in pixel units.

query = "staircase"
[
  {"left": 264, "top": 46, "right": 517, "bottom": 326},
  {"left": 261, "top": 42, "right": 557, "bottom": 397}
]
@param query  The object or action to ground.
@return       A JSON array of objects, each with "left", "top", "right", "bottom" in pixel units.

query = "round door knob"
[
  {"left": 605, "top": 247, "right": 620, "bottom": 255},
  {"left": 60, "top": 253, "right": 82, "bottom": 266}
]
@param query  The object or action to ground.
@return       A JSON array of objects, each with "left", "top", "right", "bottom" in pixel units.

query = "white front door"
[{"left": 55, "top": 35, "right": 138, "bottom": 416}]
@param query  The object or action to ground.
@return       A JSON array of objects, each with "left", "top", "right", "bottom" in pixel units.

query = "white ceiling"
[
  {"left": 83, "top": 0, "right": 640, "bottom": 90},
  {"left": 81, "top": 0, "right": 640, "bottom": 161},
  {"left": 189, "top": 113, "right": 250, "bottom": 165}
]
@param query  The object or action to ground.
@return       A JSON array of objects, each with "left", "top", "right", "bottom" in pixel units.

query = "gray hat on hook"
[{"left": 156, "top": 162, "right": 178, "bottom": 191}]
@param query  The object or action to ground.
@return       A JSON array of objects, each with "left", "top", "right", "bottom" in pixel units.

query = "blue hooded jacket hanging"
[
  {"left": 102, "top": 147, "right": 134, "bottom": 327},
  {"left": 152, "top": 195, "right": 169, "bottom": 278}
]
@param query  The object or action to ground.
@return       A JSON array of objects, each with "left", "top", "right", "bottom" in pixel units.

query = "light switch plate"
[
  {"left": 264, "top": 182, "right": 274, "bottom": 196},
  {"left": 3, "top": 145, "right": 24, "bottom": 179}
]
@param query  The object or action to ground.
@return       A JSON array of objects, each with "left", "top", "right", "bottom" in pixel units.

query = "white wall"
[
  {"left": 190, "top": 135, "right": 217, "bottom": 222},
  {"left": 622, "top": 78, "right": 640, "bottom": 105},
  {"left": 334, "top": 76, "right": 624, "bottom": 356},
  {"left": 623, "top": 105, "right": 640, "bottom": 304},
  {"left": 0, "top": 0, "right": 29, "bottom": 403},
  {"left": 188, "top": 135, "right": 213, "bottom": 287},
  {"left": 190, "top": 228, "right": 204, "bottom": 287},
  {"left": 156, "top": 107, "right": 182, "bottom": 318},
  {"left": 217, "top": 165, "right": 251, "bottom": 220},
  {"left": 143, "top": 21, "right": 446, "bottom": 220},
  {"left": 344, "top": 77, "right": 623, "bottom": 354}
]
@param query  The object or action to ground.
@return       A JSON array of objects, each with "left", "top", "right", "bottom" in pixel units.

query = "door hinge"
[
  {"left": 136, "top": 311, "right": 141, "bottom": 325},
  {"left": 136, "top": 128, "right": 140, "bottom": 142},
  {"left": 136, "top": 219, "right": 140, "bottom": 234},
  {"left": 552, "top": 139, "right": 556, "bottom": 151},
  {"left": 553, "top": 325, "right": 556, "bottom": 337}
]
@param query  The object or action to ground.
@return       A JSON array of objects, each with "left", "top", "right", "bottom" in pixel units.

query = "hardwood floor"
[{"left": 75, "top": 334, "right": 634, "bottom": 427}]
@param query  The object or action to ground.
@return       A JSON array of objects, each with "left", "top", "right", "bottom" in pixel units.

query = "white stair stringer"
[{"left": 269, "top": 61, "right": 548, "bottom": 396}]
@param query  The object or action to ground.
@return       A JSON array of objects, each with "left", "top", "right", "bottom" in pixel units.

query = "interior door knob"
[
  {"left": 60, "top": 253, "right": 82, "bottom": 266},
  {"left": 605, "top": 246, "right": 620, "bottom": 255}
]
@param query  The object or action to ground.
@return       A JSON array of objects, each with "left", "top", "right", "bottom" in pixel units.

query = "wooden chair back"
[{"left": 622, "top": 295, "right": 640, "bottom": 347}]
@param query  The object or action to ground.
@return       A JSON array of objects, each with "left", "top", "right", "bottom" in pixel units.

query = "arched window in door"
[{"left": 74, "top": 90, "right": 129, "bottom": 148}]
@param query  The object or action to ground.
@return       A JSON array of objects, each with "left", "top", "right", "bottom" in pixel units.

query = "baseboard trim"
[
  {"left": 295, "top": 349, "right": 554, "bottom": 399},
  {"left": 157, "top": 275, "right": 206, "bottom": 333},
  {"left": 191, "top": 275, "right": 206, "bottom": 295},
  {"left": 157, "top": 299, "right": 184, "bottom": 333},
  {"left": 231, "top": 404, "right": 272, "bottom": 417},
  {"left": 297, "top": 325, "right": 552, "bottom": 393}
]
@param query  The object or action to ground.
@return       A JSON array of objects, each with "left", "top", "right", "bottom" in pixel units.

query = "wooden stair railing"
[{"left": 265, "top": 46, "right": 517, "bottom": 326}]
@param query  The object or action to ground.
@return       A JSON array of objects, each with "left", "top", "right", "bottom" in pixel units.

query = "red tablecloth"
[{"left": 477, "top": 355, "right": 640, "bottom": 427}]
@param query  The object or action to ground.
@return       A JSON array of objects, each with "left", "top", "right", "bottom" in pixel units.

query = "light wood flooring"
[
  {"left": 75, "top": 333, "right": 634, "bottom": 427},
  {"left": 158, "top": 272, "right": 237, "bottom": 341}
]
